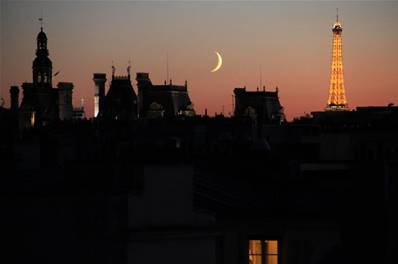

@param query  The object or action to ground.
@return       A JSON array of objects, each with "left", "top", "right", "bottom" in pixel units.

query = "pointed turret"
[{"left": 33, "top": 18, "right": 52, "bottom": 86}]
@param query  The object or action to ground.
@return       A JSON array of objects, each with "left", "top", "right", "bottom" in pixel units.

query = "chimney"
[
  {"left": 9, "top": 86, "right": 19, "bottom": 112},
  {"left": 58, "top": 82, "right": 74, "bottom": 120},
  {"left": 93, "top": 73, "right": 107, "bottom": 117}
]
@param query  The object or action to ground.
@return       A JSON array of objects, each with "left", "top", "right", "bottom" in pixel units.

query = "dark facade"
[
  {"left": 17, "top": 26, "right": 76, "bottom": 128},
  {"left": 3, "top": 20, "right": 397, "bottom": 264},
  {"left": 9, "top": 86, "right": 20, "bottom": 113},
  {"left": 234, "top": 87, "right": 284, "bottom": 124},
  {"left": 3, "top": 108, "right": 397, "bottom": 264},
  {"left": 136, "top": 72, "right": 195, "bottom": 118},
  {"left": 98, "top": 70, "right": 138, "bottom": 121},
  {"left": 58, "top": 82, "right": 74, "bottom": 120},
  {"left": 93, "top": 73, "right": 107, "bottom": 117}
]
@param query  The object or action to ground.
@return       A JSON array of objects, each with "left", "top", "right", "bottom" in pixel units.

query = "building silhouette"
[
  {"left": 72, "top": 105, "right": 86, "bottom": 120},
  {"left": 136, "top": 73, "right": 195, "bottom": 118},
  {"left": 9, "top": 86, "right": 19, "bottom": 113},
  {"left": 97, "top": 66, "right": 138, "bottom": 121},
  {"left": 92, "top": 71, "right": 194, "bottom": 121},
  {"left": 234, "top": 86, "right": 284, "bottom": 124},
  {"left": 1, "top": 16, "right": 397, "bottom": 264},
  {"left": 58, "top": 82, "right": 74, "bottom": 120},
  {"left": 14, "top": 23, "right": 78, "bottom": 128}
]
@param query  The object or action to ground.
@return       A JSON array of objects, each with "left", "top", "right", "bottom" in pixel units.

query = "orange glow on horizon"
[{"left": 1, "top": 2, "right": 397, "bottom": 120}]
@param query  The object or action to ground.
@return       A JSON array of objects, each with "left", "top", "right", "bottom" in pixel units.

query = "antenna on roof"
[
  {"left": 111, "top": 61, "right": 116, "bottom": 79},
  {"left": 39, "top": 9, "right": 44, "bottom": 31},
  {"left": 232, "top": 94, "right": 235, "bottom": 115},
  {"left": 127, "top": 59, "right": 131, "bottom": 78},
  {"left": 38, "top": 17, "right": 43, "bottom": 31},
  {"left": 336, "top": 8, "right": 339, "bottom": 22},
  {"left": 259, "top": 64, "right": 263, "bottom": 89},
  {"left": 166, "top": 52, "right": 169, "bottom": 83}
]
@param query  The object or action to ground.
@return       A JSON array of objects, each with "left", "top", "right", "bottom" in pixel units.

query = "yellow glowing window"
[{"left": 248, "top": 240, "right": 278, "bottom": 264}]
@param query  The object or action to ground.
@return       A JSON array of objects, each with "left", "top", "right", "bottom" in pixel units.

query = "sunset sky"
[{"left": 1, "top": 1, "right": 397, "bottom": 119}]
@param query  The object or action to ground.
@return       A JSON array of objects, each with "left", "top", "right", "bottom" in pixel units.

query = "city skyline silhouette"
[
  {"left": 1, "top": 2, "right": 398, "bottom": 264},
  {"left": 1, "top": 1, "right": 397, "bottom": 119}
]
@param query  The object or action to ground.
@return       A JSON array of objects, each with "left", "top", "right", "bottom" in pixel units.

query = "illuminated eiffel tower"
[{"left": 326, "top": 10, "right": 348, "bottom": 111}]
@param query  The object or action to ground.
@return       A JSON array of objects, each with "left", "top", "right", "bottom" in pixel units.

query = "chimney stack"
[
  {"left": 9, "top": 86, "right": 20, "bottom": 112},
  {"left": 93, "top": 73, "right": 107, "bottom": 117}
]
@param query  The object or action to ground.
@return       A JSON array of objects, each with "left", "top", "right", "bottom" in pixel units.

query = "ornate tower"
[
  {"left": 33, "top": 22, "right": 52, "bottom": 86},
  {"left": 326, "top": 10, "right": 348, "bottom": 111}
]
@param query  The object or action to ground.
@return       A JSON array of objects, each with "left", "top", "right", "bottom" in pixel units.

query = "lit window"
[{"left": 248, "top": 240, "right": 278, "bottom": 264}]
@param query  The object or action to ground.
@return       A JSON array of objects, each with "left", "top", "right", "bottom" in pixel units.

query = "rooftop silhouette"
[{"left": 1, "top": 8, "right": 397, "bottom": 264}]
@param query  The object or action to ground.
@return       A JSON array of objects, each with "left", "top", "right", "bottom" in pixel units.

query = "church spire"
[
  {"left": 39, "top": 17, "right": 43, "bottom": 31},
  {"left": 33, "top": 18, "right": 52, "bottom": 85},
  {"left": 36, "top": 17, "right": 48, "bottom": 56}
]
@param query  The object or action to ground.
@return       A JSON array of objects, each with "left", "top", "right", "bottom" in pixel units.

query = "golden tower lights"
[{"left": 326, "top": 10, "right": 348, "bottom": 111}]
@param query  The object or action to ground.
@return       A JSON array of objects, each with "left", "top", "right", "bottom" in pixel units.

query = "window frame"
[{"left": 248, "top": 239, "right": 280, "bottom": 264}]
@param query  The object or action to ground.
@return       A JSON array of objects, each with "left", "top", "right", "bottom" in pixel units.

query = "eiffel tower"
[{"left": 326, "top": 10, "right": 348, "bottom": 111}]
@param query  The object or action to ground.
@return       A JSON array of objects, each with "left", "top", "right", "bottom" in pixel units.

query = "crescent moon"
[{"left": 211, "top": 51, "right": 223, "bottom": 73}]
